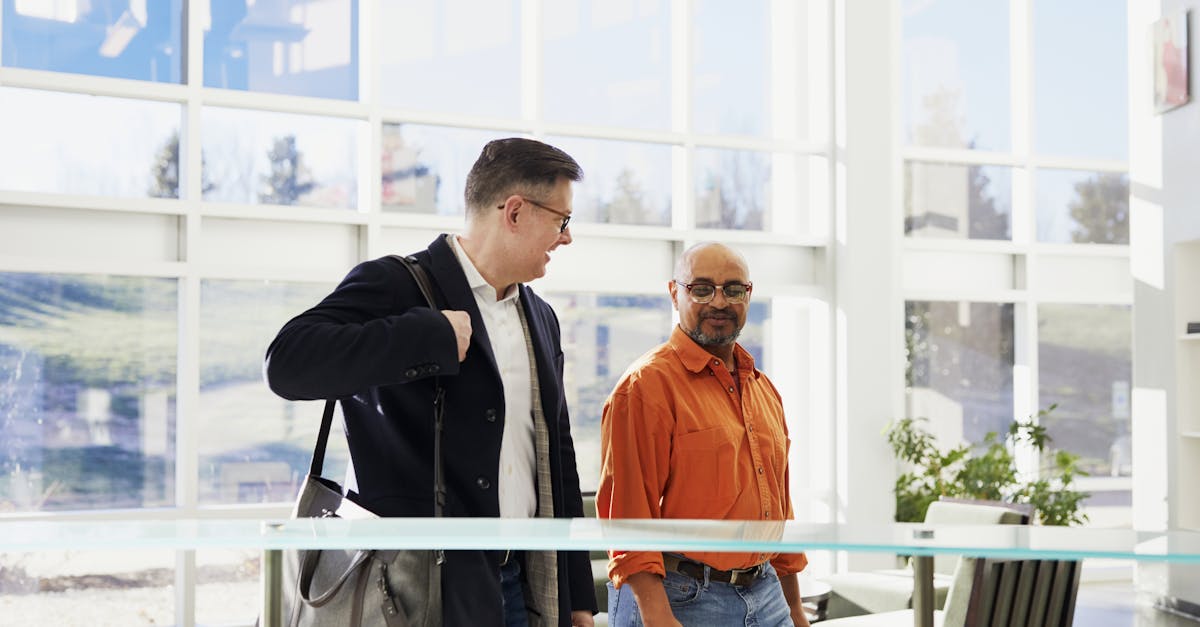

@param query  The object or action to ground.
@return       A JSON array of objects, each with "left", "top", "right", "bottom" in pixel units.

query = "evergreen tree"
[
  {"left": 1068, "top": 173, "right": 1129, "bottom": 244},
  {"left": 259, "top": 135, "right": 315, "bottom": 205}
]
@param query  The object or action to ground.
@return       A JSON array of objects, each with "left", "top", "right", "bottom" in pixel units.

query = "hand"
[
  {"left": 570, "top": 610, "right": 594, "bottom": 627},
  {"left": 440, "top": 310, "right": 471, "bottom": 362}
]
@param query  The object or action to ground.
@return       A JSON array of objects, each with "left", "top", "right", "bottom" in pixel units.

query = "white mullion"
[
  {"left": 201, "top": 86, "right": 368, "bottom": 119},
  {"left": 199, "top": 202, "right": 369, "bottom": 224},
  {"left": 0, "top": 66, "right": 190, "bottom": 103},
  {"left": 1028, "top": 155, "right": 1129, "bottom": 173},
  {"left": 361, "top": 0, "right": 383, "bottom": 259},
  {"left": 902, "top": 146, "right": 1025, "bottom": 167},
  {"left": 1014, "top": 300, "right": 1041, "bottom": 484},
  {"left": 671, "top": 0, "right": 691, "bottom": 230},
  {"left": 521, "top": 0, "right": 541, "bottom": 132},
  {"left": 0, "top": 256, "right": 186, "bottom": 277},
  {"left": 1011, "top": 0, "right": 1030, "bottom": 159},
  {"left": 0, "top": 190, "right": 186, "bottom": 215},
  {"left": 378, "top": 107, "right": 534, "bottom": 134}
]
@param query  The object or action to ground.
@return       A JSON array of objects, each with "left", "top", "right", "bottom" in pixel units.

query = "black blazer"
[{"left": 265, "top": 234, "right": 596, "bottom": 625}]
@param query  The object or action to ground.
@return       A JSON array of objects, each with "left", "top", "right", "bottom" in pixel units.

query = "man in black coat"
[{"left": 265, "top": 138, "right": 596, "bottom": 627}]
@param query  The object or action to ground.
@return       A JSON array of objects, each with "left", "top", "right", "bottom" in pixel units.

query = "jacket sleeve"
[{"left": 264, "top": 257, "right": 460, "bottom": 400}]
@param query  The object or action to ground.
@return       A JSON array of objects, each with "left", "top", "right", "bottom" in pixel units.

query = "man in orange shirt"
[{"left": 596, "top": 242, "right": 810, "bottom": 627}]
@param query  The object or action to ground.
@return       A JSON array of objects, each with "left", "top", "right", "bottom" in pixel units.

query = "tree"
[
  {"left": 259, "top": 135, "right": 315, "bottom": 205},
  {"left": 148, "top": 131, "right": 215, "bottom": 199},
  {"left": 1069, "top": 173, "right": 1129, "bottom": 244}
]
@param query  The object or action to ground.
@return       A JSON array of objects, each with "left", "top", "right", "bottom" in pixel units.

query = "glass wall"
[
  {"left": 0, "top": 1, "right": 830, "bottom": 623},
  {"left": 900, "top": 0, "right": 1132, "bottom": 524}
]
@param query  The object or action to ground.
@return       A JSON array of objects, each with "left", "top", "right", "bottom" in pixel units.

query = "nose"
[
  {"left": 558, "top": 225, "right": 573, "bottom": 245},
  {"left": 708, "top": 289, "right": 729, "bottom": 308}
]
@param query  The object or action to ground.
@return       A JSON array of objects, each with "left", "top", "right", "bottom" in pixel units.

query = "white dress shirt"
[{"left": 450, "top": 236, "right": 536, "bottom": 518}]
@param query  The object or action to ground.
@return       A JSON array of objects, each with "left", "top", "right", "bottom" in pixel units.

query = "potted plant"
[{"left": 886, "top": 404, "right": 1089, "bottom": 526}]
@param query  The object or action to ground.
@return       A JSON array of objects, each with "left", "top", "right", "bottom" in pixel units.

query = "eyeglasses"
[
  {"left": 673, "top": 280, "right": 753, "bottom": 304},
  {"left": 498, "top": 196, "right": 572, "bottom": 234}
]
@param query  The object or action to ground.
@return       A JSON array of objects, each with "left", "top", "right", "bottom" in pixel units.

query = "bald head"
[{"left": 674, "top": 242, "right": 750, "bottom": 282}]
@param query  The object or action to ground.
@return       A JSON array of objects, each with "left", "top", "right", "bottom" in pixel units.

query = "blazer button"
[
  {"left": 429, "top": 364, "right": 440, "bottom": 374},
  {"left": 485, "top": 408, "right": 497, "bottom": 423},
  {"left": 476, "top": 477, "right": 491, "bottom": 490},
  {"left": 404, "top": 368, "right": 418, "bottom": 378}
]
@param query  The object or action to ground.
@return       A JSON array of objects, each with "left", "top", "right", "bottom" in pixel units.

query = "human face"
[
  {"left": 670, "top": 245, "right": 750, "bottom": 349},
  {"left": 508, "top": 177, "right": 574, "bottom": 282}
]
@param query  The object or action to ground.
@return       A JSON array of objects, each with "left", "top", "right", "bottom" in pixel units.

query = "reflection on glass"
[
  {"left": 378, "top": 0, "right": 520, "bottom": 117},
  {"left": 203, "top": 0, "right": 358, "bottom": 100},
  {"left": 202, "top": 107, "right": 359, "bottom": 209},
  {"left": 905, "top": 161, "right": 1011, "bottom": 240},
  {"left": 1036, "top": 170, "right": 1129, "bottom": 245},
  {"left": 0, "top": 87, "right": 180, "bottom": 198},
  {"left": 544, "top": 293, "right": 769, "bottom": 492},
  {"left": 0, "top": 549, "right": 175, "bottom": 624},
  {"left": 694, "top": 147, "right": 770, "bottom": 230},
  {"left": 543, "top": 0, "right": 671, "bottom": 129},
  {"left": 198, "top": 280, "right": 346, "bottom": 505},
  {"left": 1, "top": 0, "right": 182, "bottom": 83},
  {"left": 196, "top": 548, "right": 259, "bottom": 625},
  {"left": 905, "top": 301, "right": 1014, "bottom": 445},
  {"left": 0, "top": 273, "right": 177, "bottom": 512},
  {"left": 902, "top": 0, "right": 1010, "bottom": 150},
  {"left": 544, "top": 135, "right": 671, "bottom": 226},
  {"left": 381, "top": 123, "right": 513, "bottom": 215},
  {"left": 1034, "top": 0, "right": 1128, "bottom": 160},
  {"left": 692, "top": 0, "right": 769, "bottom": 136},
  {"left": 1038, "top": 304, "right": 1131, "bottom": 478}
]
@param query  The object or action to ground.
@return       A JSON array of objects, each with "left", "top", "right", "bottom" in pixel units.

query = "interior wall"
[{"left": 1131, "top": 0, "right": 1200, "bottom": 607}]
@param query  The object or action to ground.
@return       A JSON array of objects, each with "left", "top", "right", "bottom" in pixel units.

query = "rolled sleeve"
[{"left": 770, "top": 552, "right": 808, "bottom": 578}]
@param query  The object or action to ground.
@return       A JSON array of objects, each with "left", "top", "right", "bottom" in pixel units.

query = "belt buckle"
[{"left": 731, "top": 563, "right": 762, "bottom": 586}]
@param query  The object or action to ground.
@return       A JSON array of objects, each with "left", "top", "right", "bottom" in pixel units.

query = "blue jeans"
[
  {"left": 608, "top": 560, "right": 793, "bottom": 626},
  {"left": 500, "top": 557, "right": 529, "bottom": 627}
]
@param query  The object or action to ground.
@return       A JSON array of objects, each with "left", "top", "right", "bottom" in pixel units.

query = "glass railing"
[{"left": 5, "top": 517, "right": 1200, "bottom": 626}]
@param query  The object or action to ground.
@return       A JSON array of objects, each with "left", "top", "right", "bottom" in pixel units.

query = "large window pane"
[
  {"left": 694, "top": 147, "right": 771, "bottom": 230},
  {"left": 905, "top": 161, "right": 1012, "bottom": 240},
  {"left": 202, "top": 107, "right": 360, "bottom": 209},
  {"left": 1034, "top": 0, "right": 1128, "bottom": 160},
  {"left": 0, "top": 273, "right": 177, "bottom": 512},
  {"left": 543, "top": 0, "right": 670, "bottom": 130},
  {"left": 544, "top": 135, "right": 671, "bottom": 226},
  {"left": 0, "top": 549, "right": 175, "bottom": 625},
  {"left": 381, "top": 123, "right": 513, "bottom": 215},
  {"left": 691, "top": 0, "right": 769, "bottom": 136},
  {"left": 905, "top": 301, "right": 1014, "bottom": 445},
  {"left": 1038, "top": 304, "right": 1132, "bottom": 477},
  {"left": 203, "top": 0, "right": 358, "bottom": 100},
  {"left": 1036, "top": 169, "right": 1129, "bottom": 244},
  {"left": 902, "top": 0, "right": 1010, "bottom": 150},
  {"left": 198, "top": 279, "right": 347, "bottom": 505},
  {"left": 545, "top": 293, "right": 673, "bottom": 492},
  {"left": 378, "top": 0, "right": 520, "bottom": 117},
  {"left": 1, "top": 0, "right": 182, "bottom": 83},
  {"left": 0, "top": 88, "right": 180, "bottom": 199}
]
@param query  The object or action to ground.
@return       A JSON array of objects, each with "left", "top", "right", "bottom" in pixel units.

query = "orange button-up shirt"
[{"left": 597, "top": 326, "right": 807, "bottom": 588}]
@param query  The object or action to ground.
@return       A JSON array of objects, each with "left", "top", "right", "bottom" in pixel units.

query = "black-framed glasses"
[
  {"left": 498, "top": 196, "right": 572, "bottom": 233},
  {"left": 673, "top": 280, "right": 753, "bottom": 304}
]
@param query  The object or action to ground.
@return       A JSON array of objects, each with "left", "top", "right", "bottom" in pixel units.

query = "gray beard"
[{"left": 686, "top": 325, "right": 741, "bottom": 347}]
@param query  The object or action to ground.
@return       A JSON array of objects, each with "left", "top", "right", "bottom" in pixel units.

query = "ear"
[
  {"left": 668, "top": 280, "right": 680, "bottom": 310},
  {"left": 499, "top": 195, "right": 522, "bottom": 231}
]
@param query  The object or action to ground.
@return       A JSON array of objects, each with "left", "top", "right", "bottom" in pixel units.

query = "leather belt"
[{"left": 663, "top": 554, "right": 764, "bottom": 587}]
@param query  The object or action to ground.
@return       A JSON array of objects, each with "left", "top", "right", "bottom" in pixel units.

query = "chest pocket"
[{"left": 670, "top": 426, "right": 741, "bottom": 515}]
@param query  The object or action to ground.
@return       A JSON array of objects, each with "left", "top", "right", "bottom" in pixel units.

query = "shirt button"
[
  {"left": 485, "top": 408, "right": 497, "bottom": 422},
  {"left": 728, "top": 386, "right": 735, "bottom": 393},
  {"left": 476, "top": 477, "right": 491, "bottom": 490},
  {"left": 763, "top": 511, "right": 769, "bottom": 518},
  {"left": 748, "top": 425, "right": 754, "bottom": 432},
  {"left": 757, "top": 467, "right": 764, "bottom": 474}
]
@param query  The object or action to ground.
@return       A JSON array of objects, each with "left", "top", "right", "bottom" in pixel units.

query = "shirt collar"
[
  {"left": 450, "top": 235, "right": 519, "bottom": 304},
  {"left": 667, "top": 325, "right": 757, "bottom": 376}
]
